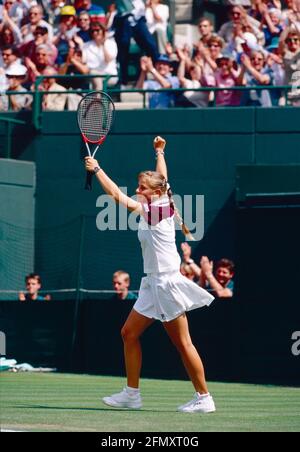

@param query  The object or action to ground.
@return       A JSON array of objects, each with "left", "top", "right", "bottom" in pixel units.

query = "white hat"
[
  {"left": 5, "top": 64, "right": 27, "bottom": 77},
  {"left": 243, "top": 32, "right": 258, "bottom": 49}
]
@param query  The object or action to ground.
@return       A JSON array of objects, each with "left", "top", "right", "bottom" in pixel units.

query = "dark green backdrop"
[{"left": 2, "top": 107, "right": 300, "bottom": 291}]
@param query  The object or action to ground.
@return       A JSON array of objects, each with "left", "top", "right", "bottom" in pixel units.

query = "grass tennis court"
[{"left": 1, "top": 373, "right": 299, "bottom": 432}]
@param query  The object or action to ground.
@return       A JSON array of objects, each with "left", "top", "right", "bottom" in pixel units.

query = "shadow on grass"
[{"left": 12, "top": 404, "right": 175, "bottom": 413}]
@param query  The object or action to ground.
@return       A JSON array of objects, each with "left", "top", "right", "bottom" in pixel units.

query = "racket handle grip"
[{"left": 85, "top": 171, "right": 93, "bottom": 191}]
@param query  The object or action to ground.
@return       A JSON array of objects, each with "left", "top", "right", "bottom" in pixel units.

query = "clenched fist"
[{"left": 154, "top": 136, "right": 166, "bottom": 153}]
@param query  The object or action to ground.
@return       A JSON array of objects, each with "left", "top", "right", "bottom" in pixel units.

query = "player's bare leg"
[
  {"left": 163, "top": 313, "right": 216, "bottom": 413},
  {"left": 163, "top": 313, "right": 208, "bottom": 393},
  {"left": 121, "top": 309, "right": 154, "bottom": 388},
  {"left": 102, "top": 310, "right": 153, "bottom": 409}
]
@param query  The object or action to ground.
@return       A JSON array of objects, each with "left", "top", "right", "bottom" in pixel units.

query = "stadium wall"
[
  {"left": 1, "top": 294, "right": 299, "bottom": 385},
  {"left": 0, "top": 159, "right": 35, "bottom": 295}
]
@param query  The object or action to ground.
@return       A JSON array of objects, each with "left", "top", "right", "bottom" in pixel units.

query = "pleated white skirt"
[{"left": 134, "top": 271, "right": 215, "bottom": 322}]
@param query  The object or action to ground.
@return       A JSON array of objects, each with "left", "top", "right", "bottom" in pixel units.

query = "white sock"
[
  {"left": 126, "top": 386, "right": 140, "bottom": 395},
  {"left": 197, "top": 392, "right": 210, "bottom": 398}
]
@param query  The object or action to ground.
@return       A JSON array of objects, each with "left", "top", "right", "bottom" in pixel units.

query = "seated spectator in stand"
[
  {"left": 224, "top": 18, "right": 266, "bottom": 64},
  {"left": 237, "top": 51, "right": 274, "bottom": 106},
  {"left": 281, "top": 29, "right": 300, "bottom": 83},
  {"left": 59, "top": 41, "right": 89, "bottom": 110},
  {"left": 75, "top": 0, "right": 106, "bottom": 24},
  {"left": 41, "top": 66, "right": 67, "bottom": 110},
  {"left": 53, "top": 5, "right": 79, "bottom": 66},
  {"left": 0, "top": 45, "right": 21, "bottom": 71},
  {"left": 0, "top": 0, "right": 24, "bottom": 28},
  {"left": 261, "top": 6, "right": 283, "bottom": 48},
  {"left": 83, "top": 21, "right": 118, "bottom": 90},
  {"left": 197, "top": 17, "right": 214, "bottom": 48},
  {"left": 112, "top": 270, "right": 138, "bottom": 302},
  {"left": 282, "top": 0, "right": 300, "bottom": 32},
  {"left": 0, "top": 64, "right": 32, "bottom": 111},
  {"left": 25, "top": 44, "right": 53, "bottom": 85},
  {"left": 176, "top": 47, "right": 209, "bottom": 107},
  {"left": 136, "top": 54, "right": 179, "bottom": 108},
  {"left": 47, "top": 0, "right": 67, "bottom": 30},
  {"left": 180, "top": 242, "right": 201, "bottom": 283},
  {"left": 180, "top": 262, "right": 198, "bottom": 281},
  {"left": 219, "top": 5, "right": 265, "bottom": 46},
  {"left": 195, "top": 36, "right": 224, "bottom": 87},
  {"left": 0, "top": 23, "right": 22, "bottom": 50},
  {"left": 281, "top": 29, "right": 300, "bottom": 104},
  {"left": 0, "top": 6, "right": 23, "bottom": 44},
  {"left": 20, "top": 25, "right": 58, "bottom": 67},
  {"left": 265, "top": 42, "right": 285, "bottom": 105},
  {"left": 77, "top": 11, "right": 91, "bottom": 42},
  {"left": 21, "top": 4, "right": 54, "bottom": 44},
  {"left": 19, "top": 273, "right": 51, "bottom": 302},
  {"left": 200, "top": 257, "right": 235, "bottom": 298},
  {"left": 214, "top": 55, "right": 241, "bottom": 106},
  {"left": 113, "top": 0, "right": 158, "bottom": 86},
  {"left": 145, "top": 0, "right": 169, "bottom": 54}
]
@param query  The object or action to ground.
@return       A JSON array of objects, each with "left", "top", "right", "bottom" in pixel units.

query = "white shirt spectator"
[
  {"left": 182, "top": 79, "right": 209, "bottom": 107},
  {"left": 131, "top": 0, "right": 146, "bottom": 21},
  {"left": 42, "top": 82, "right": 67, "bottom": 111},
  {"left": 146, "top": 2, "right": 169, "bottom": 35},
  {"left": 83, "top": 38, "right": 118, "bottom": 75},
  {"left": 0, "top": 1, "right": 24, "bottom": 28}
]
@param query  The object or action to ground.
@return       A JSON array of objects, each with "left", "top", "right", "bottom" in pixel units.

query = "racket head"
[{"left": 77, "top": 91, "right": 115, "bottom": 145}]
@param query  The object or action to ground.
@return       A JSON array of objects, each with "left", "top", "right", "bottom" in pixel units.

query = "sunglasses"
[
  {"left": 29, "top": 12, "right": 39, "bottom": 16},
  {"left": 7, "top": 75, "right": 23, "bottom": 79},
  {"left": 251, "top": 57, "right": 264, "bottom": 62},
  {"left": 287, "top": 38, "right": 299, "bottom": 43}
]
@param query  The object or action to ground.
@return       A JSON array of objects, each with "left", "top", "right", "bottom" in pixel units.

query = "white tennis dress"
[{"left": 134, "top": 195, "right": 214, "bottom": 322}]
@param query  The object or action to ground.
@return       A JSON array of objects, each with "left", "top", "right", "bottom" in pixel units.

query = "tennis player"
[{"left": 85, "top": 137, "right": 216, "bottom": 413}]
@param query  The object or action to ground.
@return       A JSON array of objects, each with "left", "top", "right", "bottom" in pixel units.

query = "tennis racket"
[{"left": 77, "top": 91, "right": 115, "bottom": 190}]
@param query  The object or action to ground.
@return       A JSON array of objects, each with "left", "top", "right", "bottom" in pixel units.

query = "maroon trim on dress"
[{"left": 143, "top": 204, "right": 175, "bottom": 226}]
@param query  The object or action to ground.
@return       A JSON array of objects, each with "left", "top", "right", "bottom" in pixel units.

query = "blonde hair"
[
  {"left": 113, "top": 270, "right": 130, "bottom": 284},
  {"left": 139, "top": 171, "right": 194, "bottom": 240}
]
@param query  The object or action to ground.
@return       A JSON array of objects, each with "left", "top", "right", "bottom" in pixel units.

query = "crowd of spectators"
[
  {"left": 180, "top": 242, "right": 235, "bottom": 298},
  {"left": 0, "top": 0, "right": 299, "bottom": 111}
]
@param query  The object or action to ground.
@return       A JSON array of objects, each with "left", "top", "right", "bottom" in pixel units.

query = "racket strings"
[{"left": 78, "top": 93, "right": 114, "bottom": 143}]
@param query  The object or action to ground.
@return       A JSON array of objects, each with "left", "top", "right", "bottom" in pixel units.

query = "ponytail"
[{"left": 167, "top": 185, "right": 195, "bottom": 241}]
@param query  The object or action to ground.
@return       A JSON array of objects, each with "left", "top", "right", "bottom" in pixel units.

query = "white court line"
[{"left": 1, "top": 429, "right": 25, "bottom": 432}]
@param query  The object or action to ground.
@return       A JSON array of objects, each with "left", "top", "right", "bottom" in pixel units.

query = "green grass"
[{"left": 0, "top": 373, "right": 300, "bottom": 432}]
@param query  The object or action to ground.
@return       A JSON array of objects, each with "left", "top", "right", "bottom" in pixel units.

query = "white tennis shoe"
[
  {"left": 102, "top": 388, "right": 142, "bottom": 409},
  {"left": 177, "top": 393, "right": 216, "bottom": 414}
]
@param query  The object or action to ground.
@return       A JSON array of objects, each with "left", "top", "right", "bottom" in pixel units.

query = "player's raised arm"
[
  {"left": 85, "top": 157, "right": 143, "bottom": 214},
  {"left": 154, "top": 136, "right": 168, "bottom": 181}
]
